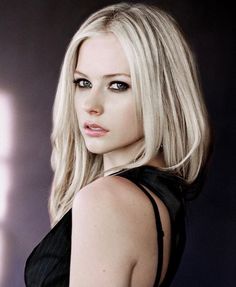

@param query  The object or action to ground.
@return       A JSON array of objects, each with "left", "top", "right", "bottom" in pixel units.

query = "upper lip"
[{"left": 84, "top": 121, "right": 109, "bottom": 131}]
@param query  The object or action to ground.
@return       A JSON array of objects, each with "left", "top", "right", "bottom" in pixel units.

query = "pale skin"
[{"left": 69, "top": 32, "right": 171, "bottom": 286}]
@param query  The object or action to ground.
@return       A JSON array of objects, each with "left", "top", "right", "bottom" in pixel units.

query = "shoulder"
[
  {"left": 72, "top": 174, "right": 166, "bottom": 252},
  {"left": 72, "top": 175, "right": 144, "bottom": 222},
  {"left": 70, "top": 175, "right": 171, "bottom": 285},
  {"left": 70, "top": 176, "right": 144, "bottom": 285},
  {"left": 72, "top": 175, "right": 155, "bottom": 224}
]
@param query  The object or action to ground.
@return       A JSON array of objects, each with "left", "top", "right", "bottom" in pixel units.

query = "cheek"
[
  {"left": 73, "top": 101, "right": 84, "bottom": 131},
  {"left": 74, "top": 97, "right": 82, "bottom": 118},
  {"left": 116, "top": 101, "right": 143, "bottom": 136}
]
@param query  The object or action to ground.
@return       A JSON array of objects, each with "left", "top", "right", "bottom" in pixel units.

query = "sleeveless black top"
[{"left": 24, "top": 165, "right": 189, "bottom": 286}]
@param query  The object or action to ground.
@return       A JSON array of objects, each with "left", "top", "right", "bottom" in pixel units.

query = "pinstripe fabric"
[{"left": 24, "top": 165, "right": 187, "bottom": 286}]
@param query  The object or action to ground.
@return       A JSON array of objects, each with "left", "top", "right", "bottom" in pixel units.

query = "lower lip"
[{"left": 84, "top": 127, "right": 108, "bottom": 137}]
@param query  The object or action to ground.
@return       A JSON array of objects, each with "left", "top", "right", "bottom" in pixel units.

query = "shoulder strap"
[{"left": 134, "top": 181, "right": 164, "bottom": 286}]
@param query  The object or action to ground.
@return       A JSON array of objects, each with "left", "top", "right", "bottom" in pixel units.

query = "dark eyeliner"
[
  {"left": 73, "top": 78, "right": 91, "bottom": 88},
  {"left": 110, "top": 81, "right": 129, "bottom": 91},
  {"left": 73, "top": 78, "right": 85, "bottom": 84}
]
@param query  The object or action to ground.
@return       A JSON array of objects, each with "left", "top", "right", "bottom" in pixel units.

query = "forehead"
[{"left": 76, "top": 33, "right": 130, "bottom": 75}]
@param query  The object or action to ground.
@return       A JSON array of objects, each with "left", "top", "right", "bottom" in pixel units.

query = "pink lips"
[{"left": 84, "top": 121, "right": 109, "bottom": 137}]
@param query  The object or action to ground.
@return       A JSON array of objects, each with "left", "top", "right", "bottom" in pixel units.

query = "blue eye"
[
  {"left": 73, "top": 78, "right": 91, "bottom": 88},
  {"left": 109, "top": 81, "right": 129, "bottom": 91},
  {"left": 73, "top": 78, "right": 129, "bottom": 92}
]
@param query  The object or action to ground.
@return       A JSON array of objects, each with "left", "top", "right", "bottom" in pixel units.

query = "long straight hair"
[{"left": 49, "top": 2, "right": 212, "bottom": 226}]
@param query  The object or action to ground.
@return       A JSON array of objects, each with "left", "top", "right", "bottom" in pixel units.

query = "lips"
[{"left": 84, "top": 121, "right": 109, "bottom": 132}]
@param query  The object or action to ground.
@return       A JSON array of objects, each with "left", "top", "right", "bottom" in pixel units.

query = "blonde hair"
[{"left": 49, "top": 2, "right": 212, "bottom": 226}]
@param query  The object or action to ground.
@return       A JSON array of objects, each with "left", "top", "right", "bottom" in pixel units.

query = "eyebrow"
[{"left": 74, "top": 70, "right": 131, "bottom": 78}]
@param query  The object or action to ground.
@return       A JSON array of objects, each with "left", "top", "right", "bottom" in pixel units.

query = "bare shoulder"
[
  {"left": 83, "top": 174, "right": 170, "bottom": 222},
  {"left": 73, "top": 174, "right": 155, "bottom": 221},
  {"left": 70, "top": 175, "right": 147, "bottom": 286},
  {"left": 70, "top": 175, "right": 171, "bottom": 286},
  {"left": 72, "top": 174, "right": 169, "bottom": 249}
]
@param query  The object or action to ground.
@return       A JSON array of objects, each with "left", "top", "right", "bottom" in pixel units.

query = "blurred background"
[{"left": 0, "top": 0, "right": 235, "bottom": 286}]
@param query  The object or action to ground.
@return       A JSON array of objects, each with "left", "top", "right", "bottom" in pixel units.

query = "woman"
[{"left": 24, "top": 2, "right": 212, "bottom": 286}]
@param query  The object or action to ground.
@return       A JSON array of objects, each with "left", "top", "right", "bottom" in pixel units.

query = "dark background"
[{"left": 0, "top": 0, "right": 235, "bottom": 286}]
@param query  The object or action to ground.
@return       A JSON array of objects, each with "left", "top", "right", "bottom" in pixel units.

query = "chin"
[
  {"left": 84, "top": 142, "right": 120, "bottom": 155},
  {"left": 84, "top": 143, "right": 108, "bottom": 155}
]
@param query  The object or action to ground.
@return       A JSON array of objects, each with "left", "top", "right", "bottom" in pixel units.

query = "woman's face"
[{"left": 74, "top": 32, "right": 144, "bottom": 168}]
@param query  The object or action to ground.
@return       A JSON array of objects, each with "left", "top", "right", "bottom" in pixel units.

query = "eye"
[
  {"left": 73, "top": 78, "right": 130, "bottom": 92},
  {"left": 73, "top": 78, "right": 91, "bottom": 88},
  {"left": 109, "top": 81, "right": 129, "bottom": 92}
]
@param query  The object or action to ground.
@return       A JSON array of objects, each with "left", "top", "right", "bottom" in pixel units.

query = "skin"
[
  {"left": 70, "top": 32, "right": 170, "bottom": 286},
  {"left": 74, "top": 32, "right": 165, "bottom": 173}
]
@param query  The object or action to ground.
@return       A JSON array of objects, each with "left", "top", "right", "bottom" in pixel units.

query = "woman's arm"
[{"left": 69, "top": 176, "right": 140, "bottom": 287}]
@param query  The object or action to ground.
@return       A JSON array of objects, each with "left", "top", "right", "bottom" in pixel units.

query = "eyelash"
[{"left": 73, "top": 78, "right": 130, "bottom": 92}]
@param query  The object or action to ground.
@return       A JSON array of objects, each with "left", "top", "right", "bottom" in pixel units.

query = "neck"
[{"left": 103, "top": 139, "right": 165, "bottom": 175}]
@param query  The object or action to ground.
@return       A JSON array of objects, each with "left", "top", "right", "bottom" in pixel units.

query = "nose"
[{"left": 82, "top": 88, "right": 104, "bottom": 115}]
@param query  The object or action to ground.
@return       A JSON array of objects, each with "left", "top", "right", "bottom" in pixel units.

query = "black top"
[{"left": 24, "top": 165, "right": 189, "bottom": 287}]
